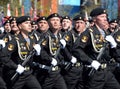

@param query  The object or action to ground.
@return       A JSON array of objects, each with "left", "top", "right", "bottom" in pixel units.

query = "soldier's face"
[
  {"left": 95, "top": 14, "right": 107, "bottom": 29},
  {"left": 62, "top": 19, "right": 72, "bottom": 30},
  {"left": 4, "top": 23, "right": 11, "bottom": 32},
  {"left": 74, "top": 20, "right": 86, "bottom": 33},
  {"left": 38, "top": 20, "right": 49, "bottom": 32},
  {"left": 10, "top": 21, "right": 19, "bottom": 32},
  {"left": 49, "top": 17, "right": 61, "bottom": 30},
  {"left": 19, "top": 21, "right": 32, "bottom": 33},
  {"left": 109, "top": 22, "right": 118, "bottom": 32}
]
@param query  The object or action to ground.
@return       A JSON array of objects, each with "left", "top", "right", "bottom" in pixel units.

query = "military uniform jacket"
[
  {"left": 0, "top": 33, "right": 36, "bottom": 74},
  {"left": 39, "top": 29, "right": 62, "bottom": 66},
  {"left": 72, "top": 25, "right": 118, "bottom": 65},
  {"left": 113, "top": 30, "right": 120, "bottom": 62}
]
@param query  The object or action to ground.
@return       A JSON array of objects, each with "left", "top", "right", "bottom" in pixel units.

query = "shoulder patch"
[
  {"left": 116, "top": 36, "right": 120, "bottom": 42},
  {"left": 8, "top": 44, "right": 14, "bottom": 51},
  {"left": 4, "top": 38, "right": 8, "bottom": 43},
  {"left": 65, "top": 35, "right": 70, "bottom": 41},
  {"left": 42, "top": 40, "right": 47, "bottom": 46},
  {"left": 81, "top": 36, "right": 88, "bottom": 43}
]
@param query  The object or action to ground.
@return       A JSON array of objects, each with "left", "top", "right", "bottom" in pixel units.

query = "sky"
[{"left": 59, "top": 0, "right": 80, "bottom": 6}]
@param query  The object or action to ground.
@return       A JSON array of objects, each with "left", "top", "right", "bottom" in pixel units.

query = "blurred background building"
[{"left": 0, "top": 0, "right": 120, "bottom": 26}]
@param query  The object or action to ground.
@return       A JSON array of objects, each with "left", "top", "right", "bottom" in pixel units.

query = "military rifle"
[{"left": 11, "top": 38, "right": 44, "bottom": 82}]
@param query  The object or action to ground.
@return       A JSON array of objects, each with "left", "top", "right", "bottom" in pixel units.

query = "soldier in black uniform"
[
  {"left": 36, "top": 13, "right": 67, "bottom": 89},
  {"left": 37, "top": 16, "right": 49, "bottom": 34},
  {"left": 9, "top": 16, "right": 20, "bottom": 35},
  {"left": 109, "top": 19, "right": 118, "bottom": 33},
  {"left": 3, "top": 19, "right": 11, "bottom": 33},
  {"left": 0, "top": 18, "right": 13, "bottom": 88},
  {"left": 0, "top": 16, "right": 42, "bottom": 89},
  {"left": 59, "top": 15, "right": 85, "bottom": 89},
  {"left": 72, "top": 7, "right": 120, "bottom": 89},
  {"left": 29, "top": 16, "right": 49, "bottom": 43},
  {"left": 31, "top": 20, "right": 38, "bottom": 31},
  {"left": 111, "top": 19, "right": 120, "bottom": 84}
]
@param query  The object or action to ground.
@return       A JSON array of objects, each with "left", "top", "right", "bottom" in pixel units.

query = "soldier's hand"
[
  {"left": 60, "top": 39, "right": 66, "bottom": 49},
  {"left": 16, "top": 64, "right": 25, "bottom": 74},
  {"left": 105, "top": 35, "right": 117, "bottom": 48},
  {"left": 0, "top": 27, "right": 4, "bottom": 34},
  {"left": 51, "top": 58, "right": 57, "bottom": 66},
  {"left": 91, "top": 60, "right": 101, "bottom": 70},
  {"left": 33, "top": 44, "right": 41, "bottom": 55},
  {"left": 0, "top": 40, "right": 5, "bottom": 48},
  {"left": 71, "top": 56, "right": 77, "bottom": 64}
]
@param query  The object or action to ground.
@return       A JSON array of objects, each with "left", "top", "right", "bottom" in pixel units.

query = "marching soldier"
[
  {"left": 111, "top": 20, "right": 120, "bottom": 84},
  {"left": 60, "top": 15, "right": 86, "bottom": 89},
  {"left": 72, "top": 7, "right": 120, "bottom": 89},
  {"left": 0, "top": 16, "right": 42, "bottom": 89},
  {"left": 9, "top": 16, "right": 20, "bottom": 35},
  {"left": 109, "top": 19, "right": 118, "bottom": 33},
  {"left": 36, "top": 13, "right": 67, "bottom": 89},
  {"left": 3, "top": 19, "right": 11, "bottom": 33},
  {"left": 31, "top": 20, "right": 38, "bottom": 31},
  {"left": 37, "top": 16, "right": 49, "bottom": 34}
]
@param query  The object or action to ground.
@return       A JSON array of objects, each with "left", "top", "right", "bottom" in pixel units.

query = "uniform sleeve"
[
  {"left": 110, "top": 48, "right": 120, "bottom": 63},
  {"left": 0, "top": 38, "right": 18, "bottom": 69},
  {"left": 72, "top": 30, "right": 93, "bottom": 65}
]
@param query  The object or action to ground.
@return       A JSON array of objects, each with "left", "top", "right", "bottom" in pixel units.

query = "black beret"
[
  {"left": 88, "top": 17, "right": 93, "bottom": 23},
  {"left": 73, "top": 15, "right": 85, "bottom": 21},
  {"left": 3, "top": 20, "right": 10, "bottom": 26},
  {"left": 37, "top": 16, "right": 47, "bottom": 22},
  {"left": 90, "top": 7, "right": 107, "bottom": 17},
  {"left": 109, "top": 19, "right": 118, "bottom": 24},
  {"left": 31, "top": 21, "right": 37, "bottom": 25},
  {"left": 16, "top": 16, "right": 31, "bottom": 25},
  {"left": 61, "top": 16, "right": 71, "bottom": 22},
  {"left": 9, "top": 16, "right": 17, "bottom": 23},
  {"left": 47, "top": 13, "right": 60, "bottom": 20}
]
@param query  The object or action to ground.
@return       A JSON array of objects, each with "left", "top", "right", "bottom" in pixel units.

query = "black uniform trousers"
[
  {"left": 0, "top": 76, "right": 7, "bottom": 89},
  {"left": 0, "top": 66, "right": 7, "bottom": 89},
  {"left": 63, "top": 65, "right": 84, "bottom": 89},
  {"left": 42, "top": 69, "right": 67, "bottom": 89},
  {"left": 12, "top": 73, "right": 42, "bottom": 89},
  {"left": 86, "top": 68, "right": 120, "bottom": 89},
  {"left": 113, "top": 64, "right": 120, "bottom": 84}
]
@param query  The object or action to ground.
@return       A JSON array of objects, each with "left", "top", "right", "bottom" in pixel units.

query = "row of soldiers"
[{"left": 0, "top": 7, "right": 120, "bottom": 89}]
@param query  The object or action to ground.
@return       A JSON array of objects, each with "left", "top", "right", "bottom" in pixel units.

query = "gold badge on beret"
[
  {"left": 103, "top": 10, "right": 106, "bottom": 13},
  {"left": 43, "top": 17, "right": 45, "bottom": 20},
  {"left": 55, "top": 14, "right": 57, "bottom": 16},
  {"left": 81, "top": 36, "right": 88, "bottom": 43},
  {"left": 79, "top": 17, "right": 81, "bottom": 19},
  {"left": 8, "top": 44, "right": 14, "bottom": 51},
  {"left": 28, "top": 17, "right": 30, "bottom": 20},
  {"left": 65, "top": 16, "right": 68, "bottom": 19}
]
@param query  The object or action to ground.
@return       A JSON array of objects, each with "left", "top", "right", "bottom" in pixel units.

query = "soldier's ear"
[{"left": 18, "top": 24, "right": 22, "bottom": 29}]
